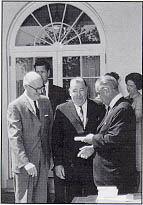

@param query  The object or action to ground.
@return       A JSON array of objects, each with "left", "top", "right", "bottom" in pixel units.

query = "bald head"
[
  {"left": 23, "top": 71, "right": 43, "bottom": 87},
  {"left": 23, "top": 71, "right": 44, "bottom": 100},
  {"left": 70, "top": 77, "right": 87, "bottom": 88}
]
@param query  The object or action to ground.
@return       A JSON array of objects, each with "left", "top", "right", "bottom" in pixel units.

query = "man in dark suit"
[
  {"left": 52, "top": 77, "right": 105, "bottom": 203},
  {"left": 34, "top": 59, "right": 67, "bottom": 113},
  {"left": 77, "top": 75, "right": 137, "bottom": 194},
  {"left": 7, "top": 72, "right": 53, "bottom": 203}
]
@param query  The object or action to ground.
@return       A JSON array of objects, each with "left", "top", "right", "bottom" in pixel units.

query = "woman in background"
[{"left": 125, "top": 72, "right": 142, "bottom": 192}]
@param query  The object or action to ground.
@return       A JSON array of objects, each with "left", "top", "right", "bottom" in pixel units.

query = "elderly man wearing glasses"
[{"left": 7, "top": 71, "right": 53, "bottom": 203}]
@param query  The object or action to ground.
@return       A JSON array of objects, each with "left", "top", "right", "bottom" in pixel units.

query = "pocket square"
[{"left": 44, "top": 114, "right": 49, "bottom": 117}]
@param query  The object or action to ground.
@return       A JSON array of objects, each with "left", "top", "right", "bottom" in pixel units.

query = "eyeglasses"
[{"left": 27, "top": 84, "right": 45, "bottom": 93}]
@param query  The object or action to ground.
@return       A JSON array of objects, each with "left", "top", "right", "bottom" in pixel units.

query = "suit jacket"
[
  {"left": 49, "top": 84, "right": 67, "bottom": 113},
  {"left": 52, "top": 99, "right": 105, "bottom": 177},
  {"left": 7, "top": 94, "right": 53, "bottom": 173},
  {"left": 92, "top": 97, "right": 136, "bottom": 190}
]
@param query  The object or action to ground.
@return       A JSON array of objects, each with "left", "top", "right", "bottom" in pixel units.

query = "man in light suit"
[
  {"left": 34, "top": 59, "right": 67, "bottom": 113},
  {"left": 7, "top": 71, "right": 53, "bottom": 203},
  {"left": 52, "top": 77, "right": 105, "bottom": 203},
  {"left": 77, "top": 75, "right": 137, "bottom": 194}
]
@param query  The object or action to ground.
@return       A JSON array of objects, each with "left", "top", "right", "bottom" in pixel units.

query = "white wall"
[
  {"left": 90, "top": 2, "right": 142, "bottom": 96},
  {"left": 2, "top": 1, "right": 142, "bottom": 188}
]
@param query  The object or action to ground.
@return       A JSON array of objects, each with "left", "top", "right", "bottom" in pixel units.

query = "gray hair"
[
  {"left": 23, "top": 71, "right": 42, "bottom": 86},
  {"left": 95, "top": 75, "right": 119, "bottom": 91}
]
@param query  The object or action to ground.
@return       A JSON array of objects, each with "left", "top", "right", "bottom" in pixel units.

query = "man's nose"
[{"left": 77, "top": 91, "right": 81, "bottom": 96}]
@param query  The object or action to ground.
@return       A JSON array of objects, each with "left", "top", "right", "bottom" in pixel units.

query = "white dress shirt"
[
  {"left": 44, "top": 81, "right": 49, "bottom": 97},
  {"left": 109, "top": 93, "right": 123, "bottom": 111}
]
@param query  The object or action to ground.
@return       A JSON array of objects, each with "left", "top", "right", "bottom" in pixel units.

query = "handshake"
[{"left": 74, "top": 134, "right": 95, "bottom": 159}]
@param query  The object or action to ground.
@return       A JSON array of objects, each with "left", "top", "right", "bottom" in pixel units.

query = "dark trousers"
[
  {"left": 53, "top": 171, "right": 66, "bottom": 203},
  {"left": 65, "top": 176, "right": 97, "bottom": 203},
  {"left": 65, "top": 163, "right": 97, "bottom": 203}
]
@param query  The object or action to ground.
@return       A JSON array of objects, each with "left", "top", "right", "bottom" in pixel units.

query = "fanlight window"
[{"left": 15, "top": 3, "right": 100, "bottom": 46}]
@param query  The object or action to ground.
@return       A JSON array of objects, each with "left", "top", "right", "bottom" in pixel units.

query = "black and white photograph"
[{"left": 1, "top": 1, "right": 142, "bottom": 204}]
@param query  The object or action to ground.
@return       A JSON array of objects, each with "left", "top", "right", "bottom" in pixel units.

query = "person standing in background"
[
  {"left": 77, "top": 75, "right": 137, "bottom": 194},
  {"left": 7, "top": 72, "right": 53, "bottom": 203},
  {"left": 105, "top": 72, "right": 120, "bottom": 82},
  {"left": 52, "top": 77, "right": 105, "bottom": 203},
  {"left": 125, "top": 72, "right": 142, "bottom": 192},
  {"left": 34, "top": 58, "right": 67, "bottom": 113}
]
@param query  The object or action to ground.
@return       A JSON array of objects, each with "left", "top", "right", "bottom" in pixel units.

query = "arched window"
[{"left": 8, "top": 2, "right": 106, "bottom": 103}]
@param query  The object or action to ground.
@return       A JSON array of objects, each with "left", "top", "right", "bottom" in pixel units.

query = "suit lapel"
[
  {"left": 66, "top": 101, "right": 84, "bottom": 132},
  {"left": 22, "top": 94, "right": 39, "bottom": 119},
  {"left": 97, "top": 97, "right": 125, "bottom": 132},
  {"left": 69, "top": 101, "right": 82, "bottom": 123}
]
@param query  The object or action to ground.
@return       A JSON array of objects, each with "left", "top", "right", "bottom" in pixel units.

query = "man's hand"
[
  {"left": 83, "top": 133, "right": 94, "bottom": 144},
  {"left": 24, "top": 163, "right": 37, "bottom": 177},
  {"left": 77, "top": 145, "right": 94, "bottom": 159},
  {"left": 55, "top": 165, "right": 65, "bottom": 180}
]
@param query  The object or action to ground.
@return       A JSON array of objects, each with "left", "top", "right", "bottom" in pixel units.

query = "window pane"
[
  {"left": 35, "top": 25, "right": 54, "bottom": 45},
  {"left": 21, "top": 14, "right": 38, "bottom": 27},
  {"left": 16, "top": 57, "right": 33, "bottom": 97},
  {"left": 65, "top": 37, "right": 80, "bottom": 45},
  {"left": 73, "top": 13, "right": 100, "bottom": 44},
  {"left": 33, "top": 5, "right": 51, "bottom": 26},
  {"left": 64, "top": 4, "right": 82, "bottom": 26},
  {"left": 84, "top": 78, "right": 98, "bottom": 100},
  {"left": 62, "top": 28, "right": 79, "bottom": 45},
  {"left": 63, "top": 56, "right": 80, "bottom": 77},
  {"left": 82, "top": 56, "right": 100, "bottom": 77},
  {"left": 16, "top": 15, "right": 40, "bottom": 46},
  {"left": 49, "top": 3, "right": 65, "bottom": 22}
]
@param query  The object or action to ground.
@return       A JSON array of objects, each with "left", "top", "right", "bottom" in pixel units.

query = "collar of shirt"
[
  {"left": 109, "top": 93, "right": 123, "bottom": 110},
  {"left": 45, "top": 81, "right": 49, "bottom": 97},
  {"left": 24, "top": 91, "right": 38, "bottom": 113},
  {"left": 74, "top": 100, "right": 87, "bottom": 128}
]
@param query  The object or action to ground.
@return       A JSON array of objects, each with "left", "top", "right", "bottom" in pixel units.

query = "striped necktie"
[{"left": 79, "top": 106, "right": 84, "bottom": 125}]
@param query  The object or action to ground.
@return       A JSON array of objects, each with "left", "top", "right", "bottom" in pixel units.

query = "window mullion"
[
  {"left": 47, "top": 4, "right": 57, "bottom": 43},
  {"left": 31, "top": 13, "right": 54, "bottom": 44},
  {"left": 60, "top": 11, "right": 84, "bottom": 44},
  {"left": 58, "top": 3, "right": 67, "bottom": 42}
]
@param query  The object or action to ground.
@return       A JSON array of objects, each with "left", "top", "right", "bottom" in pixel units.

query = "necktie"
[
  {"left": 34, "top": 101, "right": 40, "bottom": 119},
  {"left": 42, "top": 86, "right": 46, "bottom": 96},
  {"left": 79, "top": 106, "right": 84, "bottom": 126},
  {"left": 105, "top": 106, "right": 110, "bottom": 117}
]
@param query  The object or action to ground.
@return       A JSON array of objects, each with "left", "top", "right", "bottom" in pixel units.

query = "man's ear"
[
  {"left": 103, "top": 87, "right": 110, "bottom": 95},
  {"left": 69, "top": 88, "right": 71, "bottom": 97},
  {"left": 47, "top": 70, "right": 50, "bottom": 77}
]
